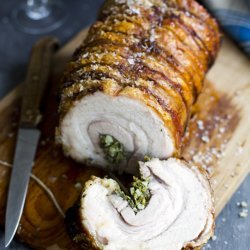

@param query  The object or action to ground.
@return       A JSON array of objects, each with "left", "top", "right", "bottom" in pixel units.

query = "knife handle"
[{"left": 20, "top": 37, "right": 59, "bottom": 128}]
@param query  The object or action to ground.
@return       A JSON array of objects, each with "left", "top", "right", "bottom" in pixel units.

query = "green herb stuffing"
[
  {"left": 143, "top": 155, "right": 152, "bottom": 162},
  {"left": 115, "top": 176, "right": 151, "bottom": 213},
  {"left": 99, "top": 134, "right": 126, "bottom": 164}
]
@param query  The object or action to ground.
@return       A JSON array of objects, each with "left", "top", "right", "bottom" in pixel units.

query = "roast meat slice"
[{"left": 69, "top": 158, "right": 214, "bottom": 250}]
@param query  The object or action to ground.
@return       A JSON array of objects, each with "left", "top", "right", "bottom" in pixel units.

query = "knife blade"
[{"left": 5, "top": 37, "right": 58, "bottom": 248}]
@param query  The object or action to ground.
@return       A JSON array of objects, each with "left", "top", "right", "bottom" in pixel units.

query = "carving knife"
[{"left": 5, "top": 37, "right": 58, "bottom": 247}]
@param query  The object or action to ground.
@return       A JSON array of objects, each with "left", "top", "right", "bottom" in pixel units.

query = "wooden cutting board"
[{"left": 0, "top": 28, "right": 249, "bottom": 249}]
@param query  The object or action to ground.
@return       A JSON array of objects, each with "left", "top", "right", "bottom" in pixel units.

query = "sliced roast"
[{"left": 67, "top": 158, "right": 214, "bottom": 250}]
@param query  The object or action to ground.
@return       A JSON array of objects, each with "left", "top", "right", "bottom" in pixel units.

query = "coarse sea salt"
[
  {"left": 201, "top": 135, "right": 210, "bottom": 143},
  {"left": 128, "top": 58, "right": 135, "bottom": 64},
  {"left": 197, "top": 120, "right": 204, "bottom": 130},
  {"left": 239, "top": 209, "right": 248, "bottom": 218},
  {"left": 74, "top": 182, "right": 83, "bottom": 189}
]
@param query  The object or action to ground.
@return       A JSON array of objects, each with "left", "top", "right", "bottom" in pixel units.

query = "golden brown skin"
[{"left": 59, "top": 0, "right": 220, "bottom": 152}]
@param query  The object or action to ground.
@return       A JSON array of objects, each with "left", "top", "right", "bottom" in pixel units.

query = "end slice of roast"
[{"left": 66, "top": 158, "right": 214, "bottom": 250}]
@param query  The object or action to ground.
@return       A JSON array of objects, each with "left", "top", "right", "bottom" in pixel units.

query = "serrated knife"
[{"left": 5, "top": 37, "right": 58, "bottom": 247}]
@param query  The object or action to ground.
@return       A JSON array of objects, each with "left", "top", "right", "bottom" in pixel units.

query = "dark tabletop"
[{"left": 0, "top": 0, "right": 249, "bottom": 249}]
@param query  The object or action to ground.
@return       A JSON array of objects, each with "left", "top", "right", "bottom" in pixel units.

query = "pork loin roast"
[
  {"left": 57, "top": 0, "right": 220, "bottom": 173},
  {"left": 66, "top": 158, "right": 214, "bottom": 250}
]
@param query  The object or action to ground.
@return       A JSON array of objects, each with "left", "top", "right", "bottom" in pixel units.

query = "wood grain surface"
[{"left": 0, "top": 29, "right": 249, "bottom": 249}]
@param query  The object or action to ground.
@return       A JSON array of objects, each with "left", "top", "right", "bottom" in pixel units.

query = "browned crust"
[
  {"left": 58, "top": 0, "right": 220, "bottom": 152},
  {"left": 65, "top": 202, "right": 100, "bottom": 250}
]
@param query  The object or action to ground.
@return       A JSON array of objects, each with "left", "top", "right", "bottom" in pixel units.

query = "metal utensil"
[{"left": 5, "top": 37, "right": 58, "bottom": 247}]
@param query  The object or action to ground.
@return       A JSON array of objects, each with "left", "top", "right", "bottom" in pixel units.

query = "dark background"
[{"left": 0, "top": 0, "right": 249, "bottom": 249}]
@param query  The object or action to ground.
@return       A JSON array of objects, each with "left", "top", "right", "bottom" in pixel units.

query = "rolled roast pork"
[
  {"left": 66, "top": 158, "right": 214, "bottom": 250},
  {"left": 57, "top": 0, "right": 220, "bottom": 173}
]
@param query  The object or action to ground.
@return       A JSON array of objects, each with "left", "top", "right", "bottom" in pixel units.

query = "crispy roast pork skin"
[
  {"left": 66, "top": 158, "right": 214, "bottom": 250},
  {"left": 58, "top": 0, "right": 220, "bottom": 173}
]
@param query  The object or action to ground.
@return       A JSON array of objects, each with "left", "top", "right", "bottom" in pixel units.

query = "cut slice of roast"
[
  {"left": 57, "top": 0, "right": 220, "bottom": 174},
  {"left": 66, "top": 158, "right": 214, "bottom": 250}
]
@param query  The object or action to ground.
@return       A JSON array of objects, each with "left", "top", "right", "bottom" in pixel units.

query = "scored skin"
[
  {"left": 58, "top": 0, "right": 220, "bottom": 152},
  {"left": 65, "top": 159, "right": 214, "bottom": 250}
]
